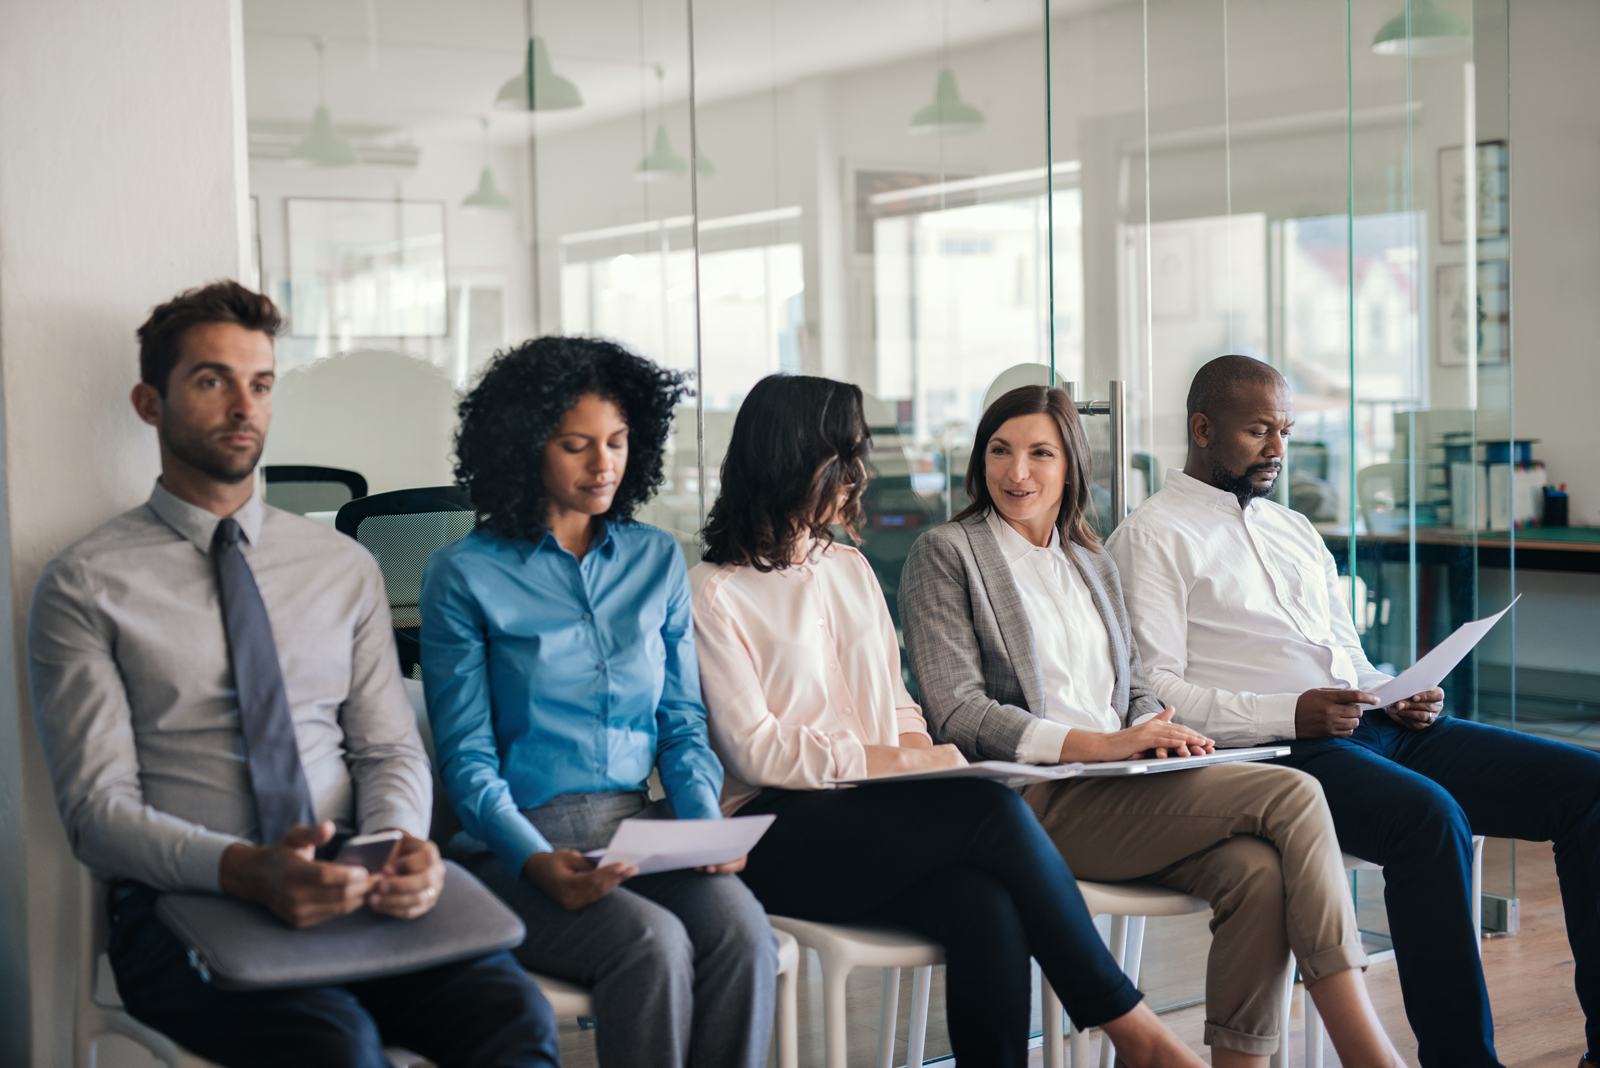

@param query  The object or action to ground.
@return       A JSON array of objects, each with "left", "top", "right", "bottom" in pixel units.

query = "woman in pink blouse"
[{"left": 690, "top": 374, "right": 1206, "bottom": 1068}]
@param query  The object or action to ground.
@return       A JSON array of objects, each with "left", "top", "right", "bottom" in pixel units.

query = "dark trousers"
[
  {"left": 735, "top": 778, "right": 1143, "bottom": 1068},
  {"left": 1275, "top": 711, "right": 1600, "bottom": 1068},
  {"left": 108, "top": 884, "right": 560, "bottom": 1068}
]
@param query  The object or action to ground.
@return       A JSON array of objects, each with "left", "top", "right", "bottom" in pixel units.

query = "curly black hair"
[{"left": 453, "top": 336, "right": 690, "bottom": 543}]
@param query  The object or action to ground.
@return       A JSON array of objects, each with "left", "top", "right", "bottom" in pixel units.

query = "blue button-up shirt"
[{"left": 420, "top": 520, "right": 723, "bottom": 877}]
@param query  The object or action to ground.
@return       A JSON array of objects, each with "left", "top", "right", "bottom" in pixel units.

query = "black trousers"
[
  {"left": 1276, "top": 711, "right": 1600, "bottom": 1068},
  {"left": 108, "top": 884, "right": 560, "bottom": 1068},
  {"left": 735, "top": 778, "right": 1142, "bottom": 1068}
]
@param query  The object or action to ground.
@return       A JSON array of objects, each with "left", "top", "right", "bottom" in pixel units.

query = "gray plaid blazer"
[{"left": 898, "top": 511, "right": 1166, "bottom": 762}]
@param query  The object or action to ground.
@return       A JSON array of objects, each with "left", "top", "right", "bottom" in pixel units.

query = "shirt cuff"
[
  {"left": 191, "top": 831, "right": 251, "bottom": 893},
  {"left": 829, "top": 732, "right": 869, "bottom": 783},
  {"left": 668, "top": 783, "right": 723, "bottom": 822},
  {"left": 486, "top": 810, "right": 553, "bottom": 881},
  {"left": 1130, "top": 711, "right": 1159, "bottom": 727},
  {"left": 360, "top": 805, "right": 430, "bottom": 843},
  {"left": 1258, "top": 693, "right": 1302, "bottom": 744},
  {"left": 1016, "top": 718, "right": 1073, "bottom": 765}
]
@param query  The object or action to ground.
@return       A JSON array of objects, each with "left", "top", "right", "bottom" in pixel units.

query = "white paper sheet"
[
  {"left": 1361, "top": 595, "right": 1520, "bottom": 710},
  {"left": 591, "top": 815, "right": 776, "bottom": 875},
  {"left": 828, "top": 760, "right": 1084, "bottom": 788}
]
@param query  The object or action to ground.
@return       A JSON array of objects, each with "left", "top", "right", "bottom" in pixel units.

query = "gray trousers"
[{"left": 460, "top": 791, "right": 777, "bottom": 1068}]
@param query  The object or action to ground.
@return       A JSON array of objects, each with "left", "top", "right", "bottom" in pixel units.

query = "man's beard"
[
  {"left": 1212, "top": 460, "right": 1280, "bottom": 501},
  {"left": 161, "top": 418, "right": 262, "bottom": 485}
]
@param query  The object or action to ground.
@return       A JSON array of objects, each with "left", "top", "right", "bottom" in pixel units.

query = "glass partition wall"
[{"left": 243, "top": 0, "right": 1516, "bottom": 1061}]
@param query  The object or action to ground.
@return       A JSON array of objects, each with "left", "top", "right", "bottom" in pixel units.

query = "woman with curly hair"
[
  {"left": 420, "top": 336, "right": 776, "bottom": 1068},
  {"left": 690, "top": 373, "right": 1208, "bottom": 1068}
]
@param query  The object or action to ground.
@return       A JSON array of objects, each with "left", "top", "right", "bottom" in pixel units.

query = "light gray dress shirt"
[
  {"left": 29, "top": 481, "right": 431, "bottom": 892},
  {"left": 1105, "top": 468, "right": 1391, "bottom": 747}
]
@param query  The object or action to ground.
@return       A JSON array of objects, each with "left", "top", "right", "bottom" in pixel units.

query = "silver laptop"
[{"left": 1073, "top": 746, "right": 1290, "bottom": 777}]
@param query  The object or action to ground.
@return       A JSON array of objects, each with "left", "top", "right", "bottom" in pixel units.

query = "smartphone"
[{"left": 333, "top": 830, "right": 403, "bottom": 873}]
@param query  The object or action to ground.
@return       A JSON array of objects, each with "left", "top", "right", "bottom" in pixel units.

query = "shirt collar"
[
  {"left": 1163, "top": 468, "right": 1256, "bottom": 514},
  {"left": 146, "top": 478, "right": 265, "bottom": 555},
  {"left": 534, "top": 519, "right": 618, "bottom": 561},
  {"left": 984, "top": 507, "right": 1062, "bottom": 565}
]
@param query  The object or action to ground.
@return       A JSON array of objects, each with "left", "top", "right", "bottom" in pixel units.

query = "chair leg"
[
  {"left": 878, "top": 968, "right": 902, "bottom": 1068},
  {"left": 823, "top": 957, "right": 851, "bottom": 1068},
  {"left": 1099, "top": 917, "right": 1129, "bottom": 1068},
  {"left": 1070, "top": 1015, "right": 1090, "bottom": 1068},
  {"left": 1304, "top": 984, "right": 1324, "bottom": 1068},
  {"left": 1123, "top": 916, "right": 1147, "bottom": 989},
  {"left": 1268, "top": 962, "right": 1295, "bottom": 1068},
  {"left": 1471, "top": 835, "right": 1485, "bottom": 956},
  {"left": 1041, "top": 974, "right": 1065, "bottom": 1068},
  {"left": 777, "top": 963, "right": 799, "bottom": 1068},
  {"left": 907, "top": 965, "right": 933, "bottom": 1068}
]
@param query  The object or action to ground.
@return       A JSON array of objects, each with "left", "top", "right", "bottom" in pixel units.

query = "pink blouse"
[{"left": 690, "top": 542, "right": 933, "bottom": 815}]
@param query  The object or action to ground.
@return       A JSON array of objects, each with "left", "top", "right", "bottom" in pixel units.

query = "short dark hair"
[
  {"left": 953, "top": 384, "right": 1102, "bottom": 552},
  {"left": 1186, "top": 354, "right": 1287, "bottom": 426},
  {"left": 700, "top": 374, "right": 871, "bottom": 572},
  {"left": 136, "top": 281, "right": 282, "bottom": 396},
  {"left": 454, "top": 336, "right": 688, "bottom": 544}
]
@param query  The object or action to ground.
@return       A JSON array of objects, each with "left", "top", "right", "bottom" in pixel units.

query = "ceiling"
[{"left": 243, "top": 0, "right": 1100, "bottom": 143}]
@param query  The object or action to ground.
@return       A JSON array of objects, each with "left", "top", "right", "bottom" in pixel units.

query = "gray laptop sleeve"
[{"left": 155, "top": 860, "right": 525, "bottom": 991}]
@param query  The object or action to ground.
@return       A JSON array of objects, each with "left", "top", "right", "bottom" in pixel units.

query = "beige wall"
[{"left": 0, "top": 1, "right": 251, "bottom": 1062}]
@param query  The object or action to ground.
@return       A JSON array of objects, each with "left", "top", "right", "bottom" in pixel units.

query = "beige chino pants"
[{"left": 1023, "top": 762, "right": 1366, "bottom": 1055}]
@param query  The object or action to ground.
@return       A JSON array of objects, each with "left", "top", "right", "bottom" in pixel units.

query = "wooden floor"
[{"left": 554, "top": 838, "right": 1586, "bottom": 1068}]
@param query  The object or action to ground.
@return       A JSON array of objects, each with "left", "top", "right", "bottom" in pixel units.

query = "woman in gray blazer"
[{"left": 900, "top": 384, "right": 1401, "bottom": 1068}]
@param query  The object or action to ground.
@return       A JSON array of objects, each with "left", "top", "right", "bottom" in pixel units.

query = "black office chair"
[
  {"left": 336, "top": 486, "right": 474, "bottom": 678},
  {"left": 263, "top": 465, "right": 368, "bottom": 516}
]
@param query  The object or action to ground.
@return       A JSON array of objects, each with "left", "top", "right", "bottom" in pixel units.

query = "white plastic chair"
[
  {"left": 1302, "top": 836, "right": 1485, "bottom": 1068},
  {"left": 767, "top": 915, "right": 946, "bottom": 1068},
  {"left": 527, "top": 926, "right": 803, "bottom": 1068}
]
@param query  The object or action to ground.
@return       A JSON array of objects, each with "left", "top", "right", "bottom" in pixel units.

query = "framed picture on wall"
[
  {"left": 285, "top": 197, "right": 449, "bottom": 339},
  {"left": 1438, "top": 141, "right": 1509, "bottom": 244},
  {"left": 1437, "top": 258, "right": 1509, "bottom": 366}
]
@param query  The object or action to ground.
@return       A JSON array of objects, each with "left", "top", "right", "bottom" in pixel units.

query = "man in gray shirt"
[{"left": 29, "top": 280, "right": 557, "bottom": 1067}]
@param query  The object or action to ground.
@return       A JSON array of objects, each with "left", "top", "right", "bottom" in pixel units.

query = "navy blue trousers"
[
  {"left": 736, "top": 778, "right": 1143, "bottom": 1068},
  {"left": 108, "top": 884, "right": 560, "bottom": 1068},
  {"left": 1275, "top": 711, "right": 1600, "bottom": 1068}
]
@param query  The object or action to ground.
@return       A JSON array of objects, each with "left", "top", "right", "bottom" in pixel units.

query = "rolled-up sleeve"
[
  {"left": 693, "top": 589, "right": 867, "bottom": 791},
  {"left": 28, "top": 557, "right": 243, "bottom": 891},
  {"left": 340, "top": 556, "right": 432, "bottom": 841},
  {"left": 420, "top": 553, "right": 550, "bottom": 877}
]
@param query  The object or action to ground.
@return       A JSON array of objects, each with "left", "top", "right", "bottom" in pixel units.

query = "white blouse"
[
  {"left": 984, "top": 510, "right": 1119, "bottom": 764},
  {"left": 690, "top": 542, "right": 932, "bottom": 815}
]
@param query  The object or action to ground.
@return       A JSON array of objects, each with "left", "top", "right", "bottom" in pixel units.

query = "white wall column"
[{"left": 0, "top": 1, "right": 251, "bottom": 1062}]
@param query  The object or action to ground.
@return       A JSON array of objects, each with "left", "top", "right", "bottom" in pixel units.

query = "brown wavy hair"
[
  {"left": 953, "top": 384, "right": 1102, "bottom": 551},
  {"left": 700, "top": 374, "right": 871, "bottom": 571}
]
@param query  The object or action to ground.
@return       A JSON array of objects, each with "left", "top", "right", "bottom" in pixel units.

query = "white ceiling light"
[
  {"left": 289, "top": 38, "right": 359, "bottom": 167},
  {"left": 494, "top": 37, "right": 583, "bottom": 111},
  {"left": 462, "top": 117, "right": 514, "bottom": 212}
]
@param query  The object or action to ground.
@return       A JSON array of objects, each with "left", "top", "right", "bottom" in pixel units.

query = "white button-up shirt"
[
  {"left": 1105, "top": 469, "right": 1390, "bottom": 747},
  {"left": 983, "top": 511, "right": 1119, "bottom": 764}
]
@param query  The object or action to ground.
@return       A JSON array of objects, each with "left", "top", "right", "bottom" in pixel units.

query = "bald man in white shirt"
[{"left": 1106, "top": 355, "right": 1600, "bottom": 1068}]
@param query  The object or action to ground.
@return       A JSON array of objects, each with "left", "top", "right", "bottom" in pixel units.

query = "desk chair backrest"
[
  {"left": 264, "top": 465, "right": 368, "bottom": 516},
  {"left": 337, "top": 487, "right": 475, "bottom": 677}
]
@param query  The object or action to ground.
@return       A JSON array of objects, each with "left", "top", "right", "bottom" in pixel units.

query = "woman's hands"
[
  {"left": 1059, "top": 708, "right": 1215, "bottom": 763},
  {"left": 523, "top": 850, "right": 638, "bottom": 910},
  {"left": 861, "top": 741, "right": 968, "bottom": 776}
]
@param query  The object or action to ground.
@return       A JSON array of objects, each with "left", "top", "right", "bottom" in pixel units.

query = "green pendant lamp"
[
  {"left": 462, "top": 118, "right": 514, "bottom": 212},
  {"left": 1372, "top": 0, "right": 1470, "bottom": 56},
  {"left": 632, "top": 66, "right": 712, "bottom": 182},
  {"left": 289, "top": 38, "right": 359, "bottom": 167},
  {"left": 907, "top": 69, "right": 985, "bottom": 137},
  {"left": 495, "top": 37, "right": 583, "bottom": 111}
]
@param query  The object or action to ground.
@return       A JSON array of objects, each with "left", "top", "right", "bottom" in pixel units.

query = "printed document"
[
  {"left": 829, "top": 760, "right": 1084, "bottom": 788},
  {"left": 1361, "top": 595, "right": 1520, "bottom": 710},
  {"left": 592, "top": 815, "right": 776, "bottom": 875}
]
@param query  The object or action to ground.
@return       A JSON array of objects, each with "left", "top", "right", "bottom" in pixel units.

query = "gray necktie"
[{"left": 212, "top": 518, "right": 316, "bottom": 844}]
